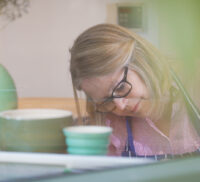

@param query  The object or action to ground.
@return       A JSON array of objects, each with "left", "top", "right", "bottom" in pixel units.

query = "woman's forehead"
[{"left": 80, "top": 69, "right": 123, "bottom": 101}]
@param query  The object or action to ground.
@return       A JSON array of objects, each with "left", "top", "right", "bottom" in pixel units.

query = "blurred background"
[{"left": 0, "top": 0, "right": 199, "bottom": 101}]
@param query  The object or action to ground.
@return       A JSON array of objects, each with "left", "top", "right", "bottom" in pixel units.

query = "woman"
[{"left": 69, "top": 23, "right": 200, "bottom": 160}]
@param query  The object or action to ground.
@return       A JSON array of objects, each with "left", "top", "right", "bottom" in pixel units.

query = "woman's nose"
[{"left": 113, "top": 98, "right": 128, "bottom": 110}]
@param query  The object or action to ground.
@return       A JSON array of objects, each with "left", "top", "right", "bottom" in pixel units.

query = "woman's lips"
[{"left": 132, "top": 100, "right": 140, "bottom": 113}]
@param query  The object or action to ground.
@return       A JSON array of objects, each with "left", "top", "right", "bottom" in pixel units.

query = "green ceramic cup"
[
  {"left": 0, "top": 109, "right": 74, "bottom": 153},
  {"left": 63, "top": 126, "right": 112, "bottom": 155}
]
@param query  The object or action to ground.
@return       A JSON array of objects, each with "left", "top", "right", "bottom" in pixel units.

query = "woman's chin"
[{"left": 112, "top": 110, "right": 141, "bottom": 117}]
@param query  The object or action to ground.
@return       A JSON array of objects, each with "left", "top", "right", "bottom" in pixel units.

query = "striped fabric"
[{"left": 121, "top": 146, "right": 200, "bottom": 161}]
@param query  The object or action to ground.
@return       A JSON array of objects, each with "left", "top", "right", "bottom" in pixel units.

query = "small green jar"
[
  {"left": 0, "top": 64, "right": 18, "bottom": 111},
  {"left": 63, "top": 126, "right": 112, "bottom": 155}
]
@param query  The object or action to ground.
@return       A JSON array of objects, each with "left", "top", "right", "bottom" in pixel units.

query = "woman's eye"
[{"left": 116, "top": 83, "right": 125, "bottom": 92}]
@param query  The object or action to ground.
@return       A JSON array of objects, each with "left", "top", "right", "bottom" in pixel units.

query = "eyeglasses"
[{"left": 95, "top": 66, "right": 132, "bottom": 112}]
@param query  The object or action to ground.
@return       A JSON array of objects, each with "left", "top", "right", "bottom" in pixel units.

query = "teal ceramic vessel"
[
  {"left": 0, "top": 109, "right": 74, "bottom": 153},
  {"left": 0, "top": 64, "right": 17, "bottom": 111},
  {"left": 63, "top": 126, "right": 112, "bottom": 155}
]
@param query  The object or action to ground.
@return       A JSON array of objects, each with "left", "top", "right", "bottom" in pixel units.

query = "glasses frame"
[{"left": 96, "top": 66, "right": 132, "bottom": 112}]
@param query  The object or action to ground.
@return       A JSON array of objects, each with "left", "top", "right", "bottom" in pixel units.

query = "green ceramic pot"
[
  {"left": 0, "top": 64, "right": 17, "bottom": 111},
  {"left": 63, "top": 126, "right": 112, "bottom": 155},
  {"left": 0, "top": 109, "right": 74, "bottom": 153}
]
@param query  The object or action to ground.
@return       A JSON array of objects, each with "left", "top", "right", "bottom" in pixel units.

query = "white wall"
[
  {"left": 0, "top": 0, "right": 108, "bottom": 98},
  {"left": 0, "top": 0, "right": 158, "bottom": 98}
]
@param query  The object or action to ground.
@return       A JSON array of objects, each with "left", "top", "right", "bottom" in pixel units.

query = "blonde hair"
[{"left": 70, "top": 24, "right": 172, "bottom": 124}]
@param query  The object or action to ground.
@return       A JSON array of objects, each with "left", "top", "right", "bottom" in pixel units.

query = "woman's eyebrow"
[
  {"left": 111, "top": 70, "right": 124, "bottom": 89},
  {"left": 99, "top": 83, "right": 115, "bottom": 101},
  {"left": 96, "top": 68, "right": 124, "bottom": 102},
  {"left": 101, "top": 73, "right": 123, "bottom": 100}
]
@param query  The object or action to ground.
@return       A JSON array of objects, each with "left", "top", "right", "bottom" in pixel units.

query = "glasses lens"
[
  {"left": 95, "top": 82, "right": 132, "bottom": 112},
  {"left": 113, "top": 82, "right": 132, "bottom": 97},
  {"left": 96, "top": 100, "right": 115, "bottom": 112}
]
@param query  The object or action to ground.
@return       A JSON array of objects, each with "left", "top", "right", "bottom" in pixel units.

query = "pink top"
[{"left": 105, "top": 100, "right": 200, "bottom": 156}]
